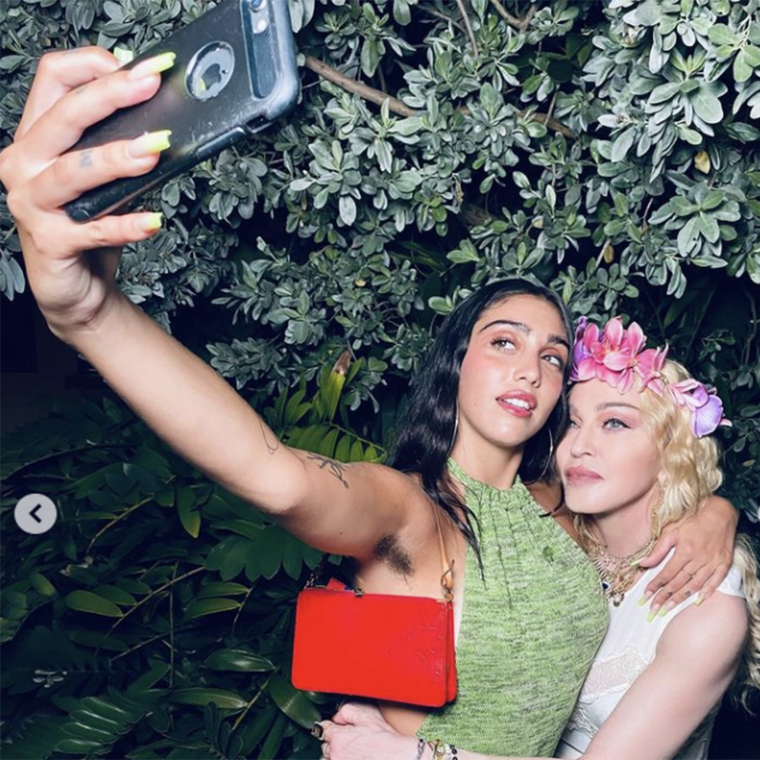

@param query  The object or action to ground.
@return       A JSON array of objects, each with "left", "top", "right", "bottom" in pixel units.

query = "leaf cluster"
[{"left": 1, "top": 361, "right": 379, "bottom": 758}]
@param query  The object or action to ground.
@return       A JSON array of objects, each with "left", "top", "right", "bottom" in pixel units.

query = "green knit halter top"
[{"left": 417, "top": 461, "right": 608, "bottom": 756}]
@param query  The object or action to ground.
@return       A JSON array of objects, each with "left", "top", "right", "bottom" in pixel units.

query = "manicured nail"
[
  {"left": 128, "top": 52, "right": 176, "bottom": 80},
  {"left": 137, "top": 213, "right": 163, "bottom": 232},
  {"left": 130, "top": 130, "right": 172, "bottom": 157},
  {"left": 629, "top": 559, "right": 640, "bottom": 567},
  {"left": 647, "top": 610, "right": 657, "bottom": 623},
  {"left": 114, "top": 47, "right": 135, "bottom": 65},
  {"left": 637, "top": 596, "right": 648, "bottom": 607},
  {"left": 694, "top": 595, "right": 703, "bottom": 606},
  {"left": 658, "top": 602, "right": 674, "bottom": 617}
]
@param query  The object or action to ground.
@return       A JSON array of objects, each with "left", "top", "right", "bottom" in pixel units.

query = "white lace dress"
[{"left": 556, "top": 554, "right": 744, "bottom": 760}]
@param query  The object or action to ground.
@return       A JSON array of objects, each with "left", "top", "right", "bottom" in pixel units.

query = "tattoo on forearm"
[
  {"left": 306, "top": 454, "right": 350, "bottom": 489},
  {"left": 258, "top": 418, "right": 280, "bottom": 455},
  {"left": 79, "top": 150, "right": 94, "bottom": 168}
]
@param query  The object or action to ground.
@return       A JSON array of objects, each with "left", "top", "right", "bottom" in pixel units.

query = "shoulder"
[{"left": 657, "top": 590, "right": 748, "bottom": 676}]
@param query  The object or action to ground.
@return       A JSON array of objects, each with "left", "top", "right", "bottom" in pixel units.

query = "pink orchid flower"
[
  {"left": 572, "top": 317, "right": 646, "bottom": 393},
  {"left": 669, "top": 380, "right": 731, "bottom": 438},
  {"left": 637, "top": 345, "right": 669, "bottom": 396}
]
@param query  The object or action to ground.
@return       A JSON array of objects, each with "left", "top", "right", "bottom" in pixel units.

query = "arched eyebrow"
[
  {"left": 568, "top": 401, "right": 641, "bottom": 417},
  {"left": 596, "top": 402, "right": 640, "bottom": 412},
  {"left": 478, "top": 319, "right": 570, "bottom": 351}
]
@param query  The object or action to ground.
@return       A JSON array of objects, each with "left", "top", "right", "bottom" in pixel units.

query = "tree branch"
[
  {"left": 489, "top": 0, "right": 538, "bottom": 32},
  {"left": 454, "top": 0, "right": 479, "bottom": 55},
  {"left": 304, "top": 55, "right": 418, "bottom": 118},
  {"left": 303, "top": 56, "right": 574, "bottom": 137},
  {"left": 524, "top": 109, "right": 575, "bottom": 138},
  {"left": 418, "top": 4, "right": 466, "bottom": 33}
]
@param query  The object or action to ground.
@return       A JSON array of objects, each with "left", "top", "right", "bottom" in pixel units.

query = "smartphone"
[{"left": 65, "top": 0, "right": 299, "bottom": 222}]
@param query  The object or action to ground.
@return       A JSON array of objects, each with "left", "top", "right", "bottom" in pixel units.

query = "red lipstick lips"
[{"left": 497, "top": 391, "right": 537, "bottom": 418}]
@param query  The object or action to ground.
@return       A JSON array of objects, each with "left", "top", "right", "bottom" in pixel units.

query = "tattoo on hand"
[
  {"left": 306, "top": 454, "right": 349, "bottom": 489},
  {"left": 79, "top": 150, "right": 94, "bottom": 168},
  {"left": 258, "top": 418, "right": 280, "bottom": 455}
]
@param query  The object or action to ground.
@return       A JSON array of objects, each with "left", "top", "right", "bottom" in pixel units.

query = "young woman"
[
  {"left": 318, "top": 317, "right": 759, "bottom": 760},
  {"left": 0, "top": 48, "right": 740, "bottom": 756}
]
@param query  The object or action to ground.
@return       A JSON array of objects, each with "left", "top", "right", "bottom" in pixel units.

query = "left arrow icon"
[{"left": 15, "top": 494, "right": 58, "bottom": 534}]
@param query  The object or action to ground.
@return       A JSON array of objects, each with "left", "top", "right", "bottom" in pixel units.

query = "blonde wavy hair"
[{"left": 573, "top": 359, "right": 760, "bottom": 710}]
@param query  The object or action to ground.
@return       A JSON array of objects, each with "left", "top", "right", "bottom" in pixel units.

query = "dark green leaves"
[
  {"left": 204, "top": 649, "right": 275, "bottom": 672},
  {"left": 170, "top": 688, "right": 247, "bottom": 710},
  {"left": 64, "top": 591, "right": 124, "bottom": 618},
  {"left": 268, "top": 675, "right": 321, "bottom": 729}
]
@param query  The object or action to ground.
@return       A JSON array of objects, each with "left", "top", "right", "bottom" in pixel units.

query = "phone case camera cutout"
[{"left": 65, "top": 0, "right": 299, "bottom": 222}]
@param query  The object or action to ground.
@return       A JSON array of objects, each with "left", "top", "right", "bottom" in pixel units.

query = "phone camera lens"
[
  {"left": 251, "top": 0, "right": 266, "bottom": 10},
  {"left": 187, "top": 42, "right": 236, "bottom": 101}
]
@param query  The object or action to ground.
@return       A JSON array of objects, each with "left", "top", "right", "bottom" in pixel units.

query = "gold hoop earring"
[{"left": 448, "top": 406, "right": 459, "bottom": 456}]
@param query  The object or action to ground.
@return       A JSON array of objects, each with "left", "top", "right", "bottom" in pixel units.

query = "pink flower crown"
[{"left": 570, "top": 316, "right": 731, "bottom": 438}]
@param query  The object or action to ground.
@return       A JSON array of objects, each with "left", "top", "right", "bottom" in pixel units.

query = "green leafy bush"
[
  {"left": 2, "top": 0, "right": 759, "bottom": 756},
  {"left": 1, "top": 361, "right": 374, "bottom": 758}
]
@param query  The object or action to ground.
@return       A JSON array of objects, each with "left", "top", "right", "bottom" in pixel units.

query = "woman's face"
[
  {"left": 456, "top": 294, "right": 570, "bottom": 454},
  {"left": 557, "top": 379, "right": 662, "bottom": 518}
]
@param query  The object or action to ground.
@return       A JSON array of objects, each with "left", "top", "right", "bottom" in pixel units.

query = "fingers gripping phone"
[{"left": 65, "top": 0, "right": 299, "bottom": 222}]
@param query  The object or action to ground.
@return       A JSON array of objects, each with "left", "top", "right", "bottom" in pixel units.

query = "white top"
[{"left": 556, "top": 554, "right": 744, "bottom": 760}]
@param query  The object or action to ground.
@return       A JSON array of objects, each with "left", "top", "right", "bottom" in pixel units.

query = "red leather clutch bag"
[{"left": 291, "top": 509, "right": 457, "bottom": 707}]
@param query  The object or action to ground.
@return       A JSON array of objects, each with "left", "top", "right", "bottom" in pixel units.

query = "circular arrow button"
[{"left": 15, "top": 494, "right": 58, "bottom": 534}]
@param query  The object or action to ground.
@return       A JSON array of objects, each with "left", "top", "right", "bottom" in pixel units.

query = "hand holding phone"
[{"left": 65, "top": 0, "right": 299, "bottom": 222}]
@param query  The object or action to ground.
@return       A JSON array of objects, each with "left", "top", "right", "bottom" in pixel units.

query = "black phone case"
[{"left": 65, "top": 0, "right": 299, "bottom": 222}]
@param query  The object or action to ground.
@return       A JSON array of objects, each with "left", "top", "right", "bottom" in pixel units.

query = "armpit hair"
[{"left": 373, "top": 534, "right": 413, "bottom": 577}]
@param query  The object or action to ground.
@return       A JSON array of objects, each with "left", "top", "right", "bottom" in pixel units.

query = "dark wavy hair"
[{"left": 387, "top": 280, "right": 573, "bottom": 561}]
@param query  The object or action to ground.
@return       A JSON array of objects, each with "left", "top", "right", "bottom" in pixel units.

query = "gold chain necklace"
[{"left": 588, "top": 535, "right": 656, "bottom": 607}]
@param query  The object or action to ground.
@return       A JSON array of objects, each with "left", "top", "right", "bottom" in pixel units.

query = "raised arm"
[{"left": 0, "top": 48, "right": 413, "bottom": 558}]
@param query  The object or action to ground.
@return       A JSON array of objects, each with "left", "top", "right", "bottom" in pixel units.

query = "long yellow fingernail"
[
  {"left": 114, "top": 47, "right": 135, "bottom": 65},
  {"left": 130, "top": 130, "right": 172, "bottom": 157},
  {"left": 646, "top": 611, "right": 656, "bottom": 623},
  {"left": 128, "top": 52, "right": 176, "bottom": 80},
  {"left": 138, "top": 213, "right": 163, "bottom": 232},
  {"left": 694, "top": 596, "right": 703, "bottom": 606}
]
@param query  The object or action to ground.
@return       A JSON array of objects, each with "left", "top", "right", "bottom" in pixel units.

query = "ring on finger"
[{"left": 312, "top": 722, "right": 324, "bottom": 740}]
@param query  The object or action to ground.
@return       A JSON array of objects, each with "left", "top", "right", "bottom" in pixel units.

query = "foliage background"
[{"left": 1, "top": 0, "right": 759, "bottom": 757}]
